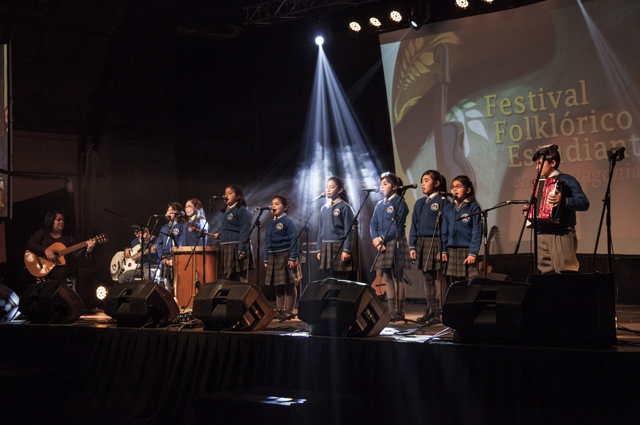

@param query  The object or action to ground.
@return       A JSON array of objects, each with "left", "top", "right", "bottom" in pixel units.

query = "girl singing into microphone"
[
  {"left": 370, "top": 172, "right": 410, "bottom": 322},
  {"left": 316, "top": 176, "right": 356, "bottom": 279},
  {"left": 264, "top": 195, "right": 302, "bottom": 320},
  {"left": 409, "top": 170, "right": 449, "bottom": 325},
  {"left": 213, "top": 185, "right": 254, "bottom": 282},
  {"left": 441, "top": 175, "right": 482, "bottom": 283}
]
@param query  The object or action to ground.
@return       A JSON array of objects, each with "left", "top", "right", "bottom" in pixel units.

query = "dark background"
[{"left": 0, "top": 0, "right": 553, "bottom": 299}]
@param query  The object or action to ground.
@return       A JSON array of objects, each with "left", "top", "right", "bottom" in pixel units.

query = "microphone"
[
  {"left": 175, "top": 211, "right": 186, "bottom": 216},
  {"left": 255, "top": 206, "right": 271, "bottom": 211},
  {"left": 212, "top": 195, "right": 228, "bottom": 200},
  {"left": 398, "top": 183, "right": 418, "bottom": 190},
  {"left": 608, "top": 147, "right": 626, "bottom": 161},
  {"left": 506, "top": 200, "right": 529, "bottom": 205},
  {"left": 362, "top": 188, "right": 379, "bottom": 193},
  {"left": 438, "top": 192, "right": 454, "bottom": 197},
  {"left": 311, "top": 193, "right": 326, "bottom": 202}
]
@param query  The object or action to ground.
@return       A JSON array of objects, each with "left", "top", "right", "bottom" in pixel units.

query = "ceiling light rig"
[{"left": 456, "top": 0, "right": 470, "bottom": 8}]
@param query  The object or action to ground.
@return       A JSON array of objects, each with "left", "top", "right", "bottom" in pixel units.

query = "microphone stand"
[
  {"left": 463, "top": 201, "right": 524, "bottom": 279},
  {"left": 281, "top": 198, "right": 323, "bottom": 293},
  {"left": 228, "top": 209, "right": 265, "bottom": 281},
  {"left": 592, "top": 151, "right": 622, "bottom": 272},
  {"left": 331, "top": 191, "right": 372, "bottom": 281},
  {"left": 513, "top": 152, "right": 546, "bottom": 275},
  {"left": 425, "top": 194, "right": 448, "bottom": 312}
]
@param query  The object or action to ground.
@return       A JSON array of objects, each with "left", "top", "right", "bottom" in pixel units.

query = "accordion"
[{"left": 526, "top": 177, "right": 566, "bottom": 228}]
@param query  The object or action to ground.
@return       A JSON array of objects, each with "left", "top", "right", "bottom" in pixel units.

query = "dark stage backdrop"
[{"left": 380, "top": 0, "right": 640, "bottom": 256}]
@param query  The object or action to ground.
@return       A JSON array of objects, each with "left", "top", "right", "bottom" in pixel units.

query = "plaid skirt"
[
  {"left": 265, "top": 251, "right": 302, "bottom": 287},
  {"left": 444, "top": 247, "right": 479, "bottom": 278},
  {"left": 220, "top": 243, "right": 255, "bottom": 275},
  {"left": 413, "top": 236, "right": 442, "bottom": 272},
  {"left": 318, "top": 243, "right": 354, "bottom": 272},
  {"left": 373, "top": 236, "right": 410, "bottom": 271}
]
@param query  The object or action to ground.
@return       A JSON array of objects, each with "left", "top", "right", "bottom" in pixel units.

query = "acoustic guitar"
[{"left": 24, "top": 234, "right": 109, "bottom": 277}]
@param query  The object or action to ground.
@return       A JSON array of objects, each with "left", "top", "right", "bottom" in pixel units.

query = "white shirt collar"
[
  {"left": 226, "top": 202, "right": 238, "bottom": 212},
  {"left": 274, "top": 213, "right": 287, "bottom": 221}
]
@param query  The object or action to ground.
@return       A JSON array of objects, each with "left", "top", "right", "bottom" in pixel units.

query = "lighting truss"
[{"left": 244, "top": 0, "right": 378, "bottom": 25}]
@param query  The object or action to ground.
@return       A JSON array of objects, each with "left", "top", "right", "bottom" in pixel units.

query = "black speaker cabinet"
[
  {"left": 442, "top": 278, "right": 529, "bottom": 343},
  {"left": 442, "top": 273, "right": 617, "bottom": 347},
  {"left": 192, "top": 280, "right": 274, "bottom": 331},
  {"left": 298, "top": 278, "right": 389, "bottom": 337},
  {"left": 19, "top": 281, "right": 86, "bottom": 324},
  {"left": 104, "top": 280, "right": 179, "bottom": 327},
  {"left": 523, "top": 272, "right": 616, "bottom": 347}
]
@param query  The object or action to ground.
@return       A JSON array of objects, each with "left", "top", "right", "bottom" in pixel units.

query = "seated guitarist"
[
  {"left": 119, "top": 225, "right": 158, "bottom": 284},
  {"left": 26, "top": 210, "right": 95, "bottom": 282}
]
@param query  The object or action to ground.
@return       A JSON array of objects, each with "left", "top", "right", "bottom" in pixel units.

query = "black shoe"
[{"left": 417, "top": 307, "right": 437, "bottom": 324}]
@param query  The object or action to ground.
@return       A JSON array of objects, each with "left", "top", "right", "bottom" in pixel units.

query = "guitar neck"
[{"left": 58, "top": 240, "right": 90, "bottom": 256}]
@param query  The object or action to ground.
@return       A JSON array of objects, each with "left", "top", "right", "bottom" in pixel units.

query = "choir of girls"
[
  {"left": 409, "top": 170, "right": 449, "bottom": 325},
  {"left": 149, "top": 172, "right": 485, "bottom": 324}
]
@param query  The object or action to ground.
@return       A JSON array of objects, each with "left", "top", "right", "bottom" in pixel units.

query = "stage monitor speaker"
[
  {"left": 298, "top": 278, "right": 389, "bottom": 337},
  {"left": 523, "top": 272, "right": 616, "bottom": 347},
  {"left": 104, "top": 280, "right": 179, "bottom": 327},
  {"left": 442, "top": 278, "right": 529, "bottom": 343},
  {"left": 192, "top": 280, "right": 274, "bottom": 331},
  {"left": 19, "top": 281, "right": 86, "bottom": 324}
]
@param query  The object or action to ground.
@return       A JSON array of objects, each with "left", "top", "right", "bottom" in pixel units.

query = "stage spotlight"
[
  {"left": 390, "top": 11, "right": 403, "bottom": 23},
  {"left": 456, "top": 0, "right": 469, "bottom": 8},
  {"left": 484, "top": 0, "right": 494, "bottom": 2},
  {"left": 409, "top": 2, "right": 430, "bottom": 30},
  {"left": 315, "top": 36, "right": 324, "bottom": 46},
  {"left": 348, "top": 21, "right": 362, "bottom": 33},
  {"left": 0, "top": 283, "right": 20, "bottom": 322},
  {"left": 96, "top": 285, "right": 108, "bottom": 301},
  {"left": 369, "top": 17, "right": 382, "bottom": 28}
]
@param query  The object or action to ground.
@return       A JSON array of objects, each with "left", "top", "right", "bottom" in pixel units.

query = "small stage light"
[
  {"left": 456, "top": 0, "right": 469, "bottom": 8},
  {"left": 315, "top": 36, "right": 324, "bottom": 46},
  {"left": 369, "top": 17, "right": 382, "bottom": 28},
  {"left": 484, "top": 0, "right": 494, "bottom": 2},
  {"left": 349, "top": 22, "right": 362, "bottom": 33},
  {"left": 390, "top": 11, "right": 402, "bottom": 23},
  {"left": 409, "top": 2, "right": 430, "bottom": 30},
  {"left": 96, "top": 285, "right": 108, "bottom": 301}
]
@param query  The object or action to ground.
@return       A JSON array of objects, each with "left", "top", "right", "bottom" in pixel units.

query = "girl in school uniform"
[
  {"left": 369, "top": 172, "right": 410, "bottom": 322},
  {"left": 214, "top": 185, "right": 254, "bottom": 282},
  {"left": 441, "top": 175, "right": 482, "bottom": 283},
  {"left": 265, "top": 195, "right": 302, "bottom": 320},
  {"left": 181, "top": 198, "right": 208, "bottom": 247},
  {"left": 409, "top": 170, "right": 449, "bottom": 325},
  {"left": 316, "top": 176, "right": 356, "bottom": 279}
]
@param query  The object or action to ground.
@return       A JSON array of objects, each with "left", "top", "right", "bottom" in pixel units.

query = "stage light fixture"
[
  {"left": 0, "top": 283, "right": 20, "bottom": 322},
  {"left": 409, "top": 2, "right": 430, "bottom": 30},
  {"left": 96, "top": 285, "right": 108, "bottom": 300},
  {"left": 456, "top": 0, "right": 469, "bottom": 8},
  {"left": 315, "top": 36, "right": 324, "bottom": 46},
  {"left": 369, "top": 17, "right": 382, "bottom": 28},
  {"left": 349, "top": 21, "right": 361, "bottom": 33},
  {"left": 484, "top": 0, "right": 494, "bottom": 2},
  {"left": 390, "top": 11, "right": 402, "bottom": 23}
]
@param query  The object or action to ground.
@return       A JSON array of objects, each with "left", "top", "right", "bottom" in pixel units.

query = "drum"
[{"left": 172, "top": 246, "right": 220, "bottom": 309}]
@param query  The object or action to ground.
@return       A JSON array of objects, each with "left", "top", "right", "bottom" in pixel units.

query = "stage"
[{"left": 2, "top": 303, "right": 640, "bottom": 425}]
